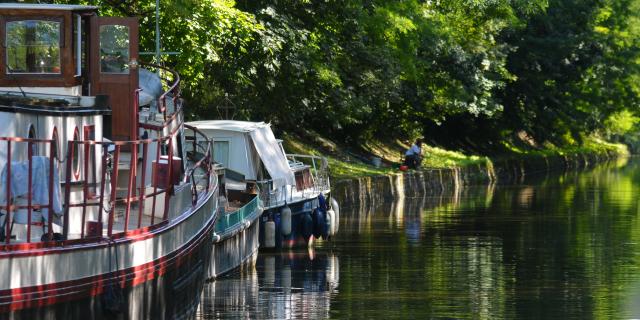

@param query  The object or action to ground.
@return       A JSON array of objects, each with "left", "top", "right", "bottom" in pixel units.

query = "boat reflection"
[{"left": 197, "top": 249, "right": 339, "bottom": 319}]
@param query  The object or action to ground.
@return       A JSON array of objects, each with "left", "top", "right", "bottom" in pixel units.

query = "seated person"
[{"left": 403, "top": 139, "right": 423, "bottom": 169}]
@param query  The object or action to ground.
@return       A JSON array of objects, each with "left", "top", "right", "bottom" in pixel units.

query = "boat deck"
[
  {"left": 1, "top": 201, "right": 160, "bottom": 243},
  {"left": 109, "top": 203, "right": 156, "bottom": 234},
  {"left": 224, "top": 200, "right": 243, "bottom": 214},
  {"left": 0, "top": 156, "right": 207, "bottom": 244}
]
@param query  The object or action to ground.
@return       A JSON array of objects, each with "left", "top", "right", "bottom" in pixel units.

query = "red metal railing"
[
  {"left": 0, "top": 137, "right": 57, "bottom": 244},
  {"left": 0, "top": 64, "right": 216, "bottom": 249},
  {"left": 56, "top": 63, "right": 208, "bottom": 242},
  {"left": 184, "top": 124, "right": 214, "bottom": 204},
  {"left": 63, "top": 135, "right": 209, "bottom": 238},
  {"left": 0, "top": 132, "right": 213, "bottom": 248},
  {"left": 138, "top": 62, "right": 182, "bottom": 122}
]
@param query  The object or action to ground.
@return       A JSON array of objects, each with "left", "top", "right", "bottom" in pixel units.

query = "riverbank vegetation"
[
  {"left": 282, "top": 130, "right": 626, "bottom": 180},
  {"left": 55, "top": 0, "right": 639, "bottom": 175}
]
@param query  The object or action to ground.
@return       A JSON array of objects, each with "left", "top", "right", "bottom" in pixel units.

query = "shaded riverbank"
[{"left": 333, "top": 150, "right": 624, "bottom": 208}]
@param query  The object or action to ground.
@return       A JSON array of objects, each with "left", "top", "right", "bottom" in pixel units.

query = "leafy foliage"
[
  {"left": 499, "top": 0, "right": 640, "bottom": 146},
  {"left": 48, "top": 0, "right": 640, "bottom": 153}
]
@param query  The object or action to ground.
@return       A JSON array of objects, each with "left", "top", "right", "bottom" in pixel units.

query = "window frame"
[
  {"left": 98, "top": 23, "right": 131, "bottom": 74},
  {"left": 4, "top": 16, "right": 65, "bottom": 76}
]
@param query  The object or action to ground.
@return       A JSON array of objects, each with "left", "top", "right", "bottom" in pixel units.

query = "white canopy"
[
  {"left": 186, "top": 120, "right": 296, "bottom": 190},
  {"left": 249, "top": 125, "right": 295, "bottom": 189}
]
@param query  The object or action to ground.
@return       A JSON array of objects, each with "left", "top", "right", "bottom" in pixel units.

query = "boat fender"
[
  {"left": 326, "top": 208, "right": 336, "bottom": 237},
  {"left": 281, "top": 206, "right": 292, "bottom": 236},
  {"left": 274, "top": 213, "right": 281, "bottom": 237},
  {"left": 330, "top": 198, "right": 340, "bottom": 234},
  {"left": 321, "top": 209, "right": 330, "bottom": 240},
  {"left": 313, "top": 208, "right": 325, "bottom": 239},
  {"left": 264, "top": 220, "right": 276, "bottom": 249},
  {"left": 317, "top": 193, "right": 330, "bottom": 239},
  {"left": 212, "top": 233, "right": 221, "bottom": 243},
  {"left": 301, "top": 213, "right": 313, "bottom": 241},
  {"left": 318, "top": 193, "right": 328, "bottom": 211}
]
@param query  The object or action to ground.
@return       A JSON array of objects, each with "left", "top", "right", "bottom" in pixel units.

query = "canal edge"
[{"left": 333, "top": 150, "right": 625, "bottom": 208}]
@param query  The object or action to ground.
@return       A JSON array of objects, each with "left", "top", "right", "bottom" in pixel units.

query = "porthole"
[
  {"left": 51, "top": 127, "right": 59, "bottom": 160},
  {"left": 72, "top": 127, "right": 80, "bottom": 179}
]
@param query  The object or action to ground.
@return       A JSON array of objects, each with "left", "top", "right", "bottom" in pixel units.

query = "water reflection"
[
  {"left": 197, "top": 250, "right": 339, "bottom": 319},
  {"left": 198, "top": 158, "right": 640, "bottom": 319},
  {"left": 625, "top": 280, "right": 640, "bottom": 317},
  {"left": 330, "top": 158, "right": 640, "bottom": 319}
]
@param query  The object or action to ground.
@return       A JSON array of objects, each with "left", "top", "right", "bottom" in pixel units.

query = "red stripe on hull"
[{"left": 0, "top": 198, "right": 216, "bottom": 313}]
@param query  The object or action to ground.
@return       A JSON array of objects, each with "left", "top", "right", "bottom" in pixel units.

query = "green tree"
[
  {"left": 498, "top": 0, "right": 640, "bottom": 145},
  {"left": 48, "top": 0, "right": 640, "bottom": 152}
]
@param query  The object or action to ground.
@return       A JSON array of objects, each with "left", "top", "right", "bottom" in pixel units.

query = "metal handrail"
[
  {"left": 138, "top": 63, "right": 184, "bottom": 133},
  {"left": 138, "top": 62, "right": 181, "bottom": 116},
  {"left": 286, "top": 153, "right": 331, "bottom": 193},
  {"left": 184, "top": 125, "right": 214, "bottom": 204},
  {"left": 250, "top": 154, "right": 332, "bottom": 209},
  {"left": 63, "top": 134, "right": 178, "bottom": 239},
  {"left": 0, "top": 65, "right": 218, "bottom": 250},
  {"left": 214, "top": 194, "right": 260, "bottom": 236}
]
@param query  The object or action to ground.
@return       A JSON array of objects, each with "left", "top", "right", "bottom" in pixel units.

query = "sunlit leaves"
[{"left": 52, "top": 0, "right": 640, "bottom": 148}]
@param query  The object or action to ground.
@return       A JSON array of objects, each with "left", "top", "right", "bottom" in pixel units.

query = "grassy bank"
[{"left": 281, "top": 131, "right": 628, "bottom": 181}]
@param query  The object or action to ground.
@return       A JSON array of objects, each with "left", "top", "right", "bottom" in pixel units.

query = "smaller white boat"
[
  {"left": 204, "top": 161, "right": 262, "bottom": 278},
  {"left": 188, "top": 120, "right": 340, "bottom": 249}
]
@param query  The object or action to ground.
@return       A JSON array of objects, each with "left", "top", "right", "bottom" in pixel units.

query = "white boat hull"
[
  {"left": 0, "top": 190, "right": 217, "bottom": 319},
  {"left": 208, "top": 201, "right": 261, "bottom": 279}
]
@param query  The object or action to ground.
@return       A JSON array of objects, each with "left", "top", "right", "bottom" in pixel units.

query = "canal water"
[{"left": 197, "top": 157, "right": 640, "bottom": 319}]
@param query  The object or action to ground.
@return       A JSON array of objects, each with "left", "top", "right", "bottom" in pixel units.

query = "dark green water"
[{"left": 198, "top": 158, "right": 640, "bottom": 319}]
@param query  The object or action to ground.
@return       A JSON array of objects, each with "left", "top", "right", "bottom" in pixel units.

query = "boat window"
[
  {"left": 99, "top": 25, "right": 129, "bottom": 74},
  {"left": 5, "top": 20, "right": 62, "bottom": 74},
  {"left": 213, "top": 141, "right": 229, "bottom": 167}
]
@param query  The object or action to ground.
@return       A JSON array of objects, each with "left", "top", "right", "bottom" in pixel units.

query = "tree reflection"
[{"left": 329, "top": 159, "right": 640, "bottom": 319}]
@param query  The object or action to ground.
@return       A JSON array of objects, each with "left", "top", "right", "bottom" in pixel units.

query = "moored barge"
[{"left": 0, "top": 4, "right": 218, "bottom": 319}]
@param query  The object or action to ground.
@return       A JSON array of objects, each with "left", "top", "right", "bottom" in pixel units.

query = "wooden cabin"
[{"left": 0, "top": 3, "right": 139, "bottom": 142}]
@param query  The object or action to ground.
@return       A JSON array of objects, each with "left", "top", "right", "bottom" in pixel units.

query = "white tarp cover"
[{"left": 249, "top": 125, "right": 295, "bottom": 189}]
